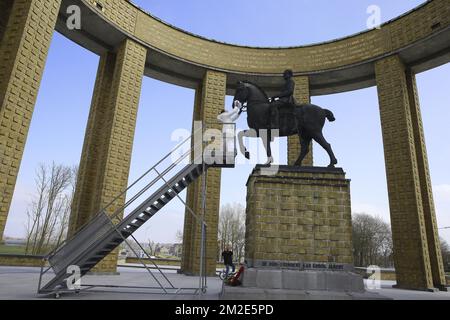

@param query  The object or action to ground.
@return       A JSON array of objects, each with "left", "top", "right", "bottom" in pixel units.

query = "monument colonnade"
[{"left": 0, "top": 0, "right": 449, "bottom": 289}]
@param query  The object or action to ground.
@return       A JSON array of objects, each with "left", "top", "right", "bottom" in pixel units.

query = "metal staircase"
[{"left": 37, "top": 124, "right": 236, "bottom": 295}]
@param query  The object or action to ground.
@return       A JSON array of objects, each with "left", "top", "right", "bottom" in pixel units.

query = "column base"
[
  {"left": 221, "top": 268, "right": 390, "bottom": 300},
  {"left": 393, "top": 284, "right": 447, "bottom": 292},
  {"left": 242, "top": 268, "right": 364, "bottom": 292},
  {"left": 220, "top": 287, "right": 389, "bottom": 300}
]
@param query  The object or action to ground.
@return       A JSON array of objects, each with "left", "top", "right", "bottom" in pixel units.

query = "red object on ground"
[{"left": 229, "top": 265, "right": 245, "bottom": 286}]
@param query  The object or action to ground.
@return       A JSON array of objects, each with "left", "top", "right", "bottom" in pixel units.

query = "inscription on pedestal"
[{"left": 255, "top": 260, "right": 351, "bottom": 271}]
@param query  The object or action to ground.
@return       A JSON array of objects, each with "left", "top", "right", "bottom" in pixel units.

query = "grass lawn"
[{"left": 0, "top": 245, "right": 27, "bottom": 255}]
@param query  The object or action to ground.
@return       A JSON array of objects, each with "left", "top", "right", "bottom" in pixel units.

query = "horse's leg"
[
  {"left": 261, "top": 130, "right": 273, "bottom": 165},
  {"left": 294, "top": 136, "right": 311, "bottom": 166},
  {"left": 238, "top": 129, "right": 257, "bottom": 159},
  {"left": 313, "top": 132, "right": 338, "bottom": 167},
  {"left": 237, "top": 130, "right": 249, "bottom": 159}
]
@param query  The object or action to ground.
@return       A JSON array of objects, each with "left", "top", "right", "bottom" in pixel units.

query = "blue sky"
[{"left": 4, "top": 0, "right": 450, "bottom": 244}]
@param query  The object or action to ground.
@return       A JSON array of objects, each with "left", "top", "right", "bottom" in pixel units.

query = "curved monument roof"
[
  {"left": 56, "top": 0, "right": 450, "bottom": 95},
  {"left": 127, "top": 1, "right": 429, "bottom": 49}
]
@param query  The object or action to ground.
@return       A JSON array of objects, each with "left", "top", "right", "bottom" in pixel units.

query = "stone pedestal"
[
  {"left": 221, "top": 166, "right": 387, "bottom": 299},
  {"left": 245, "top": 165, "right": 353, "bottom": 267}
]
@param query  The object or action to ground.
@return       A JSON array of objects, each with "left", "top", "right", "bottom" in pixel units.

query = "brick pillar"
[
  {"left": 181, "top": 70, "right": 226, "bottom": 276},
  {"left": 0, "top": 0, "right": 61, "bottom": 240},
  {"left": 375, "top": 55, "right": 445, "bottom": 290},
  {"left": 405, "top": 69, "right": 446, "bottom": 289},
  {"left": 180, "top": 84, "right": 203, "bottom": 274},
  {"left": 68, "top": 39, "right": 146, "bottom": 272},
  {"left": 287, "top": 76, "right": 313, "bottom": 166}
]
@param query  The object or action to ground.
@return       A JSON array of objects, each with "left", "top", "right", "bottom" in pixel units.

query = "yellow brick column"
[
  {"left": 287, "top": 76, "right": 313, "bottom": 166},
  {"left": 68, "top": 39, "right": 147, "bottom": 272},
  {"left": 181, "top": 84, "right": 203, "bottom": 274},
  {"left": 375, "top": 55, "right": 444, "bottom": 290},
  {"left": 181, "top": 70, "right": 226, "bottom": 276},
  {"left": 405, "top": 69, "right": 446, "bottom": 289},
  {"left": 0, "top": 0, "right": 61, "bottom": 240}
]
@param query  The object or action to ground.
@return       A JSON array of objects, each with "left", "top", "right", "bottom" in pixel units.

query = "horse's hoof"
[
  {"left": 328, "top": 164, "right": 336, "bottom": 168},
  {"left": 245, "top": 151, "right": 250, "bottom": 159},
  {"left": 263, "top": 156, "right": 273, "bottom": 166}
]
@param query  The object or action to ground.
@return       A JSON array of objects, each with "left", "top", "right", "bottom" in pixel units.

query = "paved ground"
[
  {"left": 365, "top": 281, "right": 450, "bottom": 300},
  {"left": 0, "top": 266, "right": 223, "bottom": 300},
  {"left": 0, "top": 266, "right": 449, "bottom": 300}
]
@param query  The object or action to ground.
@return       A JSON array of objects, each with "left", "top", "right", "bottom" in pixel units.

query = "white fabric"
[
  {"left": 217, "top": 101, "right": 242, "bottom": 156},
  {"left": 217, "top": 100, "right": 241, "bottom": 123}
]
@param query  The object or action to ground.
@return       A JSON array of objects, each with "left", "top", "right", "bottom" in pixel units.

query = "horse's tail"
[{"left": 324, "top": 109, "right": 335, "bottom": 122}]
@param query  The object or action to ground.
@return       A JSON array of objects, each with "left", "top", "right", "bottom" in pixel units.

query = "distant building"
[{"left": 3, "top": 238, "right": 26, "bottom": 246}]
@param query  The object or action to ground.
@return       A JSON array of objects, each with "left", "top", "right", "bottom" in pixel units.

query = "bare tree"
[
  {"left": 146, "top": 240, "right": 158, "bottom": 257},
  {"left": 54, "top": 166, "right": 78, "bottom": 248},
  {"left": 440, "top": 237, "right": 450, "bottom": 272},
  {"left": 352, "top": 213, "right": 393, "bottom": 268},
  {"left": 218, "top": 203, "right": 246, "bottom": 263},
  {"left": 175, "top": 229, "right": 183, "bottom": 243},
  {"left": 25, "top": 165, "right": 48, "bottom": 253},
  {"left": 25, "top": 163, "right": 77, "bottom": 255}
]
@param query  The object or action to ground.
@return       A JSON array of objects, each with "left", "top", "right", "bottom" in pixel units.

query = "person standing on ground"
[{"left": 221, "top": 245, "right": 235, "bottom": 277}]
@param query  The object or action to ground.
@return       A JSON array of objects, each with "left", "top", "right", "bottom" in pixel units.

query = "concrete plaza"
[{"left": 0, "top": 266, "right": 449, "bottom": 300}]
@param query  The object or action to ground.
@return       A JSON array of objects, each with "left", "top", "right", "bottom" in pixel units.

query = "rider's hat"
[{"left": 283, "top": 69, "right": 293, "bottom": 77}]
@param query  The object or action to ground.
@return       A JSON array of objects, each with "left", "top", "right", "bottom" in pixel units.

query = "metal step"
[
  {"left": 164, "top": 190, "right": 176, "bottom": 199},
  {"left": 86, "top": 256, "right": 102, "bottom": 264},
  {"left": 184, "top": 175, "right": 193, "bottom": 183},
  {"left": 177, "top": 180, "right": 187, "bottom": 188},
  {"left": 157, "top": 197, "right": 170, "bottom": 205},
  {"left": 151, "top": 202, "right": 164, "bottom": 210},
  {"left": 173, "top": 184, "right": 184, "bottom": 193},
  {"left": 135, "top": 216, "right": 146, "bottom": 223},
  {"left": 144, "top": 209, "right": 156, "bottom": 216}
]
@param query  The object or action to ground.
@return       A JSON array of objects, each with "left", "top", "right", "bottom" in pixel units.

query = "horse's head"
[
  {"left": 233, "top": 81, "right": 249, "bottom": 106},
  {"left": 233, "top": 81, "right": 269, "bottom": 109}
]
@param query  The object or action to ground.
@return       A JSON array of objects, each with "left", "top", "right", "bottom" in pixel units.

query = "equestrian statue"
[{"left": 219, "top": 69, "right": 338, "bottom": 167}]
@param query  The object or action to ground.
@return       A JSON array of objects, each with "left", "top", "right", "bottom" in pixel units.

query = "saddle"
[{"left": 269, "top": 102, "right": 298, "bottom": 135}]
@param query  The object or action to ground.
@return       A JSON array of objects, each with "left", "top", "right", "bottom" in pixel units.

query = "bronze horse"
[{"left": 233, "top": 81, "right": 338, "bottom": 167}]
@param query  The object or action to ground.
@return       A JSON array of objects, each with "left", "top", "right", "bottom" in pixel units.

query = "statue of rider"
[{"left": 269, "top": 69, "right": 296, "bottom": 129}]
